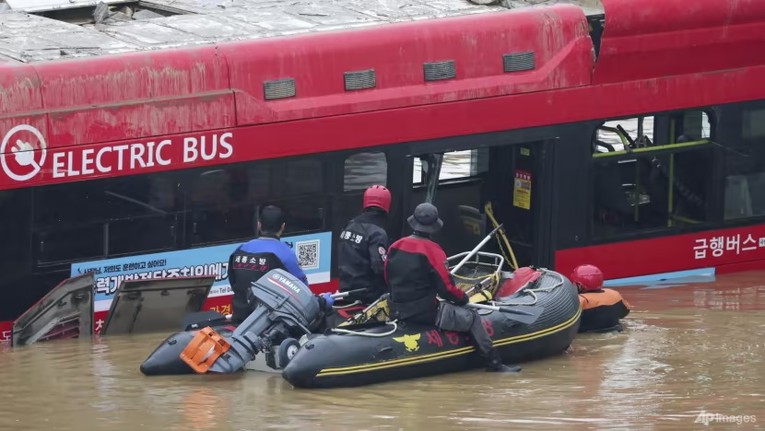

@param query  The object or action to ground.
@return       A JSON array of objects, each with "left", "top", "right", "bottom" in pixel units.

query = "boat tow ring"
[{"left": 277, "top": 338, "right": 300, "bottom": 368}]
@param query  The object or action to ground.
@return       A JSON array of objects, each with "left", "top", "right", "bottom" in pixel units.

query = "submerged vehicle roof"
[{"left": 0, "top": 0, "right": 604, "bottom": 64}]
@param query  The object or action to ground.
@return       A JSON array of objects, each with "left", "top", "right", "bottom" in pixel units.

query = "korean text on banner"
[{"left": 70, "top": 231, "right": 332, "bottom": 315}]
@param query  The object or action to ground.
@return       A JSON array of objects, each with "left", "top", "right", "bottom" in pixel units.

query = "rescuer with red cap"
[
  {"left": 337, "top": 185, "right": 392, "bottom": 304},
  {"left": 570, "top": 264, "right": 632, "bottom": 332}
]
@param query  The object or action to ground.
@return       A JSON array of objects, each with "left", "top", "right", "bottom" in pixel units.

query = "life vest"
[{"left": 578, "top": 288, "right": 631, "bottom": 333}]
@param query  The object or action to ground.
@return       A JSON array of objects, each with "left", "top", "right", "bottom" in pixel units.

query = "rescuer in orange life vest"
[{"left": 571, "top": 264, "right": 632, "bottom": 332}]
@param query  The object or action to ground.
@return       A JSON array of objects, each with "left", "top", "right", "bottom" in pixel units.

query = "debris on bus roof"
[
  {"left": 4, "top": 0, "right": 130, "bottom": 14},
  {"left": 0, "top": 0, "right": 603, "bottom": 64}
]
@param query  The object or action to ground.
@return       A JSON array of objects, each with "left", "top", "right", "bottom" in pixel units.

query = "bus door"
[
  {"left": 409, "top": 139, "right": 556, "bottom": 269},
  {"left": 486, "top": 140, "right": 556, "bottom": 268}
]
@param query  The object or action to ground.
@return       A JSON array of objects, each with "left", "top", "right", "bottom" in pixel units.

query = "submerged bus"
[{"left": 1, "top": 0, "right": 764, "bottom": 343}]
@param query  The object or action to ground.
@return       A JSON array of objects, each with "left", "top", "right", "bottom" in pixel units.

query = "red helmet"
[
  {"left": 363, "top": 185, "right": 391, "bottom": 212},
  {"left": 570, "top": 264, "right": 604, "bottom": 292}
]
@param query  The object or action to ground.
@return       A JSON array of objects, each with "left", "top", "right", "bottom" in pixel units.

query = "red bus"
[{"left": 1, "top": 0, "right": 764, "bottom": 342}]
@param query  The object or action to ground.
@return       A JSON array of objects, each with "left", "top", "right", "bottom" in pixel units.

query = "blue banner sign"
[{"left": 70, "top": 231, "right": 332, "bottom": 313}]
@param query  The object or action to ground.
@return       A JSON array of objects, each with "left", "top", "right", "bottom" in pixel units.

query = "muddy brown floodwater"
[{"left": 1, "top": 270, "right": 764, "bottom": 431}]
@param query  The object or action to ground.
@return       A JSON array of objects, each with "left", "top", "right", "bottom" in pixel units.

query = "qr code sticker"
[{"left": 296, "top": 240, "right": 320, "bottom": 270}]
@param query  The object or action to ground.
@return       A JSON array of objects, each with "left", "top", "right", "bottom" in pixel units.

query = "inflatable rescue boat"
[
  {"left": 282, "top": 261, "right": 581, "bottom": 388},
  {"left": 140, "top": 248, "right": 580, "bottom": 387}
]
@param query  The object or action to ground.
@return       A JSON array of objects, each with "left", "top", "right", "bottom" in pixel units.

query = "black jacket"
[
  {"left": 384, "top": 233, "right": 468, "bottom": 324},
  {"left": 337, "top": 208, "right": 389, "bottom": 304}
]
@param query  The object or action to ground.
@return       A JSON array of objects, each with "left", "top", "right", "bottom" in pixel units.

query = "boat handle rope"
[
  {"left": 492, "top": 270, "right": 566, "bottom": 307},
  {"left": 329, "top": 227, "right": 538, "bottom": 337},
  {"left": 330, "top": 320, "right": 399, "bottom": 337},
  {"left": 332, "top": 300, "right": 362, "bottom": 310}
]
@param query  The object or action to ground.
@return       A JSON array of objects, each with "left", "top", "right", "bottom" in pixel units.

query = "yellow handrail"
[
  {"left": 592, "top": 139, "right": 712, "bottom": 158},
  {"left": 484, "top": 202, "right": 519, "bottom": 270}
]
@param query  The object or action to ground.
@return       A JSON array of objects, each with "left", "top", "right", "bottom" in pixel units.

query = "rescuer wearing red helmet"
[
  {"left": 337, "top": 185, "right": 392, "bottom": 304},
  {"left": 570, "top": 264, "right": 632, "bottom": 332}
]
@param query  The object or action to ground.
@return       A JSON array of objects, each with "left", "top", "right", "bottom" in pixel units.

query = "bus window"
[
  {"left": 344, "top": 152, "right": 387, "bottom": 191},
  {"left": 274, "top": 195, "right": 327, "bottom": 235},
  {"left": 743, "top": 107, "right": 765, "bottom": 138},
  {"left": 32, "top": 172, "right": 182, "bottom": 264},
  {"left": 336, "top": 151, "right": 388, "bottom": 235},
  {"left": 0, "top": 189, "right": 31, "bottom": 283},
  {"left": 412, "top": 149, "right": 488, "bottom": 184},
  {"left": 285, "top": 159, "right": 324, "bottom": 195},
  {"left": 440, "top": 150, "right": 476, "bottom": 180},
  {"left": 187, "top": 165, "right": 255, "bottom": 246},
  {"left": 188, "top": 157, "right": 328, "bottom": 246},
  {"left": 413, "top": 157, "right": 424, "bottom": 184},
  {"left": 724, "top": 106, "right": 765, "bottom": 220},
  {"left": 281, "top": 159, "right": 327, "bottom": 234},
  {"left": 592, "top": 110, "right": 714, "bottom": 237},
  {"left": 594, "top": 116, "right": 655, "bottom": 153}
]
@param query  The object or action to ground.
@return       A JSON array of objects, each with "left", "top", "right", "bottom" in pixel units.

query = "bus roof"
[{"left": 0, "top": 0, "right": 604, "bottom": 64}]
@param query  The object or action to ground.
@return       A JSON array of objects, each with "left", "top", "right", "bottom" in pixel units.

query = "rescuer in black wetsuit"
[
  {"left": 384, "top": 202, "right": 519, "bottom": 372},
  {"left": 228, "top": 205, "right": 333, "bottom": 324},
  {"left": 337, "top": 185, "right": 391, "bottom": 305}
]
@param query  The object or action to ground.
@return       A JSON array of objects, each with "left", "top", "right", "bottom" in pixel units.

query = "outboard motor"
[
  {"left": 140, "top": 269, "right": 322, "bottom": 375},
  {"left": 182, "top": 269, "right": 321, "bottom": 374}
]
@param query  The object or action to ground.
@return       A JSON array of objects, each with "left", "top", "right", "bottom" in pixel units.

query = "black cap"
[
  {"left": 407, "top": 202, "right": 443, "bottom": 234},
  {"left": 259, "top": 205, "right": 285, "bottom": 233}
]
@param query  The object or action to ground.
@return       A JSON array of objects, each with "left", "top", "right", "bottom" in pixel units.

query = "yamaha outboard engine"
[
  {"left": 182, "top": 269, "right": 321, "bottom": 374},
  {"left": 140, "top": 269, "right": 321, "bottom": 375}
]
